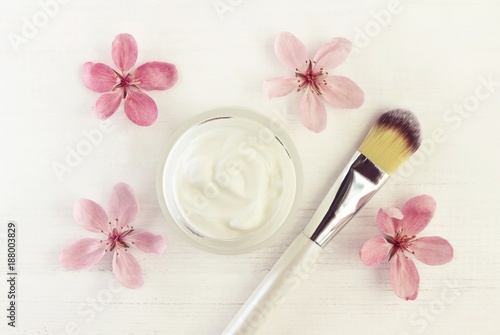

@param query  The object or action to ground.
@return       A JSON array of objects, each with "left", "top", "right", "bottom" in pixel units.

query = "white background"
[{"left": 1, "top": 0, "right": 499, "bottom": 334}]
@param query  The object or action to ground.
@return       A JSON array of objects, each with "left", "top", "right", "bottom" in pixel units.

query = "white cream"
[{"left": 171, "top": 119, "right": 293, "bottom": 239}]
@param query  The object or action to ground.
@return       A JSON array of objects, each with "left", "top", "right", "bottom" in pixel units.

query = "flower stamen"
[
  {"left": 386, "top": 231, "right": 419, "bottom": 261},
  {"left": 293, "top": 59, "right": 325, "bottom": 95}
]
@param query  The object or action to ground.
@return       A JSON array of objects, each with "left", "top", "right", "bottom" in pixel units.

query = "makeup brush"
[{"left": 221, "top": 109, "right": 422, "bottom": 335}]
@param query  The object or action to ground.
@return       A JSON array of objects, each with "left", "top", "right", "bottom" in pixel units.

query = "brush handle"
[{"left": 221, "top": 233, "right": 323, "bottom": 335}]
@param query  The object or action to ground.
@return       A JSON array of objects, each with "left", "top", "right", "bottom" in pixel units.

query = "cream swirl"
[{"left": 173, "top": 127, "right": 285, "bottom": 239}]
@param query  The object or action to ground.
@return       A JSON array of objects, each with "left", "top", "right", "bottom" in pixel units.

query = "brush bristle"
[{"left": 358, "top": 109, "right": 421, "bottom": 174}]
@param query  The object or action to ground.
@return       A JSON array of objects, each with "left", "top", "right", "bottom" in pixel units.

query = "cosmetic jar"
[{"left": 156, "top": 107, "right": 302, "bottom": 254}]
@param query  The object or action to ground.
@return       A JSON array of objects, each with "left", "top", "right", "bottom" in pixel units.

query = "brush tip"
[
  {"left": 376, "top": 109, "right": 421, "bottom": 152},
  {"left": 359, "top": 109, "right": 421, "bottom": 174}
]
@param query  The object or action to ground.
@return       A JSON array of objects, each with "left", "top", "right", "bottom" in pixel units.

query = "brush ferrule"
[{"left": 303, "top": 152, "right": 389, "bottom": 248}]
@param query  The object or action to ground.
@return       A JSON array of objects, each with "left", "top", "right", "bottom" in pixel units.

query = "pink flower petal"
[
  {"left": 384, "top": 207, "right": 404, "bottom": 220},
  {"left": 133, "top": 62, "right": 178, "bottom": 91},
  {"left": 299, "top": 89, "right": 327, "bottom": 133},
  {"left": 274, "top": 32, "right": 309, "bottom": 73},
  {"left": 94, "top": 92, "right": 122, "bottom": 120},
  {"left": 401, "top": 195, "right": 436, "bottom": 236},
  {"left": 263, "top": 77, "right": 298, "bottom": 98},
  {"left": 82, "top": 62, "right": 118, "bottom": 93},
  {"left": 112, "top": 251, "right": 144, "bottom": 289},
  {"left": 126, "top": 232, "right": 167, "bottom": 255},
  {"left": 321, "top": 76, "right": 365, "bottom": 109},
  {"left": 359, "top": 236, "right": 392, "bottom": 266},
  {"left": 390, "top": 251, "right": 420, "bottom": 300},
  {"left": 410, "top": 236, "right": 454, "bottom": 266},
  {"left": 108, "top": 183, "right": 139, "bottom": 230},
  {"left": 73, "top": 199, "right": 111, "bottom": 233},
  {"left": 60, "top": 238, "right": 106, "bottom": 270},
  {"left": 112, "top": 33, "right": 138, "bottom": 74},
  {"left": 376, "top": 208, "right": 403, "bottom": 235},
  {"left": 124, "top": 90, "right": 158, "bottom": 126},
  {"left": 313, "top": 37, "right": 352, "bottom": 71}
]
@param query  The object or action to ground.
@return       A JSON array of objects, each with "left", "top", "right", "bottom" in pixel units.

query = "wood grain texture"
[{"left": 1, "top": 0, "right": 499, "bottom": 334}]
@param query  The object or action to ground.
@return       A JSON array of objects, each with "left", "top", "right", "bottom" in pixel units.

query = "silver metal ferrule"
[{"left": 302, "top": 151, "right": 390, "bottom": 248}]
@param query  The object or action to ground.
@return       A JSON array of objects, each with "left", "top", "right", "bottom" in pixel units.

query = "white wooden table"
[{"left": 1, "top": 1, "right": 499, "bottom": 334}]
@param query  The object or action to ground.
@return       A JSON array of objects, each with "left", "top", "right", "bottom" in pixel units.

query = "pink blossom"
[
  {"left": 82, "top": 33, "right": 178, "bottom": 126},
  {"left": 60, "top": 183, "right": 166, "bottom": 289},
  {"left": 359, "top": 195, "right": 453, "bottom": 300},
  {"left": 263, "top": 32, "right": 364, "bottom": 133}
]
